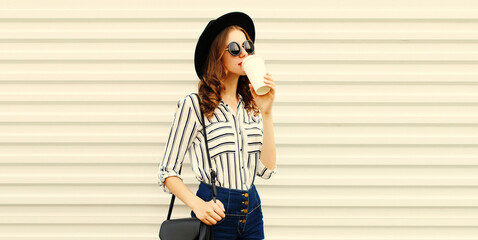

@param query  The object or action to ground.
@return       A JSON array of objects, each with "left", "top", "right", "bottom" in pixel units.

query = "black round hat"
[{"left": 194, "top": 11, "right": 255, "bottom": 79}]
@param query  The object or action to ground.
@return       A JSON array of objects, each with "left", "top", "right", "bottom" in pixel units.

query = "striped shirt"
[{"left": 158, "top": 93, "right": 276, "bottom": 193}]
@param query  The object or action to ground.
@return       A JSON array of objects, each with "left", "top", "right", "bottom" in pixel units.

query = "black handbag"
[{"left": 159, "top": 94, "right": 218, "bottom": 240}]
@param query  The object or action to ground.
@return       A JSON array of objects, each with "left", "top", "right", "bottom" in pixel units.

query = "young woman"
[{"left": 158, "top": 11, "right": 277, "bottom": 240}]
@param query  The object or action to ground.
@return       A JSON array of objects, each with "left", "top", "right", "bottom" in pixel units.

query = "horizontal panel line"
[
  {"left": 3, "top": 51, "right": 478, "bottom": 61},
  {"left": 0, "top": 143, "right": 478, "bottom": 148},
  {"left": 2, "top": 216, "right": 478, "bottom": 226},
  {"left": 0, "top": 135, "right": 477, "bottom": 144},
  {"left": 0, "top": 237, "right": 474, "bottom": 240},
  {"left": 1, "top": 79, "right": 478, "bottom": 85},
  {"left": 0, "top": 113, "right": 478, "bottom": 123},
  {"left": 3, "top": 60, "right": 478, "bottom": 64},
  {"left": 1, "top": 123, "right": 478, "bottom": 126},
  {"left": 1, "top": 195, "right": 478, "bottom": 206},
  {"left": 1, "top": 103, "right": 478, "bottom": 107},
  {"left": 3, "top": 32, "right": 478, "bottom": 40},
  {"left": 1, "top": 73, "right": 478, "bottom": 83},
  {"left": 2, "top": 81, "right": 477, "bottom": 85},
  {"left": 1, "top": 93, "right": 478, "bottom": 103},
  {"left": 0, "top": 156, "right": 477, "bottom": 165},
  {"left": 1, "top": 9, "right": 478, "bottom": 19},
  {"left": 3, "top": 103, "right": 478, "bottom": 107},
  {"left": 3, "top": 40, "right": 478, "bottom": 45},
  {"left": 1, "top": 176, "right": 478, "bottom": 186},
  {"left": 0, "top": 236, "right": 474, "bottom": 240},
  {"left": 0, "top": 17, "right": 471, "bottom": 22}
]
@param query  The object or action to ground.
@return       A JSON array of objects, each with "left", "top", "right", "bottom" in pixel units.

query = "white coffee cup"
[{"left": 241, "top": 55, "right": 270, "bottom": 95}]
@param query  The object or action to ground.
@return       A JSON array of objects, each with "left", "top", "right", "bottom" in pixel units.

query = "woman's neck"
[{"left": 221, "top": 73, "right": 240, "bottom": 102}]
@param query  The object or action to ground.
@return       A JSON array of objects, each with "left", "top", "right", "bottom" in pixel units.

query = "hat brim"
[{"left": 194, "top": 12, "right": 255, "bottom": 79}]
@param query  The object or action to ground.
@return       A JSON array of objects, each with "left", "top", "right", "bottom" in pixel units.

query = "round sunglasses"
[{"left": 225, "top": 40, "right": 255, "bottom": 56}]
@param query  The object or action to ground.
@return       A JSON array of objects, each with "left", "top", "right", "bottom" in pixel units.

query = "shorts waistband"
[
  {"left": 194, "top": 181, "right": 262, "bottom": 218},
  {"left": 199, "top": 182, "right": 257, "bottom": 194}
]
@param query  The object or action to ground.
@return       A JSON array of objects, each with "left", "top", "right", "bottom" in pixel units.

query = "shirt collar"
[{"left": 220, "top": 93, "right": 243, "bottom": 108}]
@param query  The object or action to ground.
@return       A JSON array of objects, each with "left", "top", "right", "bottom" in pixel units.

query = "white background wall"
[{"left": 1, "top": 0, "right": 478, "bottom": 239}]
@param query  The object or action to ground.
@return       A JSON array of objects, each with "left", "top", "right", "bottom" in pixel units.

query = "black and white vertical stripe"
[{"left": 158, "top": 93, "right": 276, "bottom": 193}]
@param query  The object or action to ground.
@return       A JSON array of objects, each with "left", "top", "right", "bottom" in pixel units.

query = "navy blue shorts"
[{"left": 191, "top": 182, "right": 265, "bottom": 240}]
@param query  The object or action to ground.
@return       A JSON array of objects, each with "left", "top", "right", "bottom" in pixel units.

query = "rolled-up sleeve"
[
  {"left": 255, "top": 113, "right": 277, "bottom": 179},
  {"left": 158, "top": 95, "right": 199, "bottom": 193},
  {"left": 256, "top": 160, "right": 277, "bottom": 179}
]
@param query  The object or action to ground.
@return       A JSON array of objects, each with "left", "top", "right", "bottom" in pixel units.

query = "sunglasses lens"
[
  {"left": 228, "top": 42, "right": 241, "bottom": 56},
  {"left": 244, "top": 40, "right": 254, "bottom": 54}
]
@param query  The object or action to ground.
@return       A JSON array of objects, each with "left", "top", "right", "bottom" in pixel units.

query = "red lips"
[{"left": 238, "top": 62, "right": 242, "bottom": 66}]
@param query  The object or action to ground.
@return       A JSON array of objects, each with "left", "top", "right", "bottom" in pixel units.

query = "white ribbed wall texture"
[{"left": 1, "top": 0, "right": 478, "bottom": 239}]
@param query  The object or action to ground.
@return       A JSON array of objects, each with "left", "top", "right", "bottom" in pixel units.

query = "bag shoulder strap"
[
  {"left": 166, "top": 93, "right": 217, "bottom": 220},
  {"left": 197, "top": 94, "right": 218, "bottom": 202}
]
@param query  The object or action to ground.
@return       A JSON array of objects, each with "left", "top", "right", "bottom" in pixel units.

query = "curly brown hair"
[{"left": 198, "top": 25, "right": 260, "bottom": 119}]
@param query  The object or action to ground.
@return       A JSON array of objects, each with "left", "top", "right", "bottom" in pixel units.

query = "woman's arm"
[
  {"left": 249, "top": 73, "right": 277, "bottom": 170},
  {"left": 164, "top": 176, "right": 202, "bottom": 209},
  {"left": 259, "top": 113, "right": 276, "bottom": 169},
  {"left": 164, "top": 176, "right": 225, "bottom": 226}
]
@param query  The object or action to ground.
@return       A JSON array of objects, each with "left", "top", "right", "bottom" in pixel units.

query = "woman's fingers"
[
  {"left": 213, "top": 212, "right": 223, "bottom": 222},
  {"left": 263, "top": 79, "right": 276, "bottom": 91},
  {"left": 215, "top": 210, "right": 225, "bottom": 219},
  {"left": 210, "top": 200, "right": 225, "bottom": 219},
  {"left": 207, "top": 216, "right": 218, "bottom": 225},
  {"left": 217, "top": 199, "right": 225, "bottom": 211},
  {"left": 203, "top": 218, "right": 213, "bottom": 225},
  {"left": 203, "top": 200, "right": 225, "bottom": 224},
  {"left": 264, "top": 80, "right": 275, "bottom": 86},
  {"left": 200, "top": 211, "right": 218, "bottom": 225},
  {"left": 193, "top": 198, "right": 226, "bottom": 226}
]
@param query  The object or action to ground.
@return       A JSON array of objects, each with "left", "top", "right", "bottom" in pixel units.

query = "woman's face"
[{"left": 221, "top": 29, "right": 250, "bottom": 77}]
